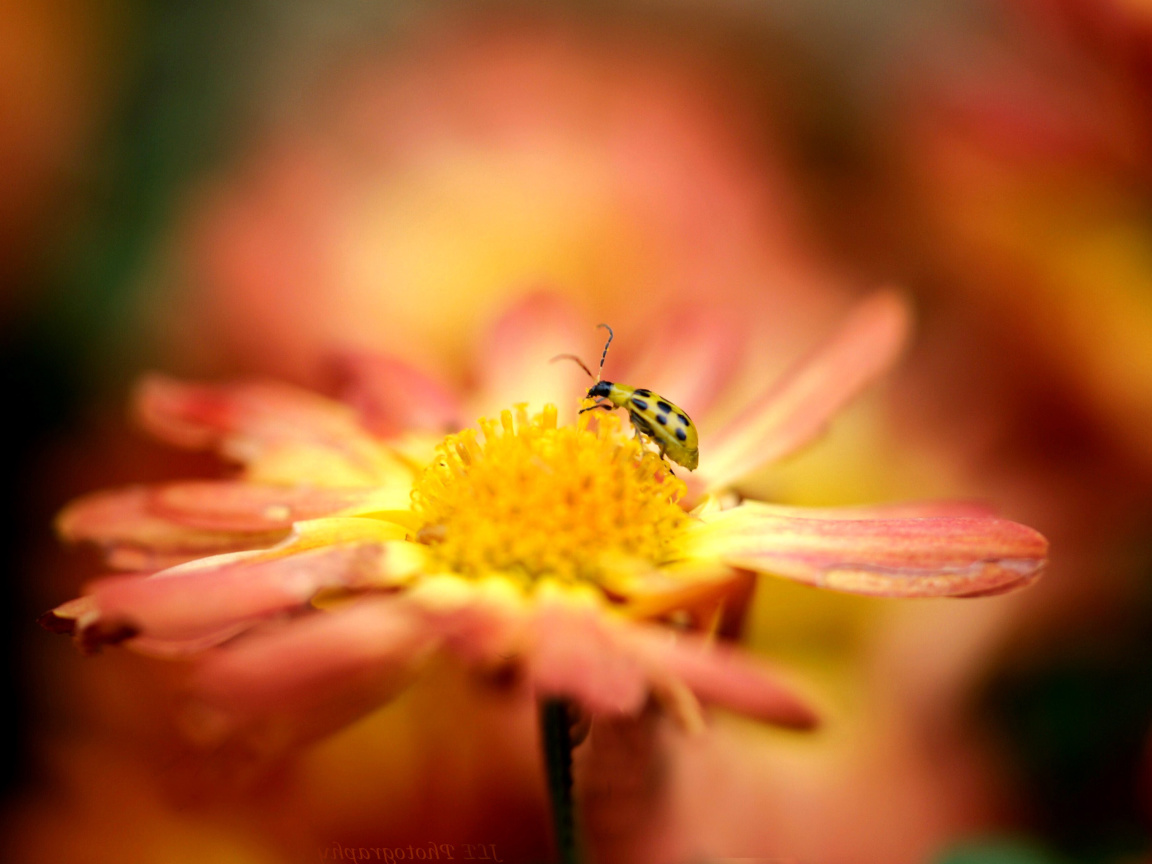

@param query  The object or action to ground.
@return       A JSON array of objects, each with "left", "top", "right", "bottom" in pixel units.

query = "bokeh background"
[{"left": 4, "top": 1, "right": 1152, "bottom": 862}]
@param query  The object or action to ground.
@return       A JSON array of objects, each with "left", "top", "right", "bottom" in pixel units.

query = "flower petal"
[
  {"left": 527, "top": 585, "right": 649, "bottom": 716},
  {"left": 682, "top": 503, "right": 1048, "bottom": 597},
  {"left": 727, "top": 499, "right": 999, "bottom": 521},
  {"left": 134, "top": 374, "right": 402, "bottom": 486},
  {"left": 701, "top": 290, "right": 911, "bottom": 489},
  {"left": 56, "top": 486, "right": 289, "bottom": 570},
  {"left": 37, "top": 595, "right": 142, "bottom": 655},
  {"left": 44, "top": 515, "right": 424, "bottom": 654},
  {"left": 405, "top": 574, "right": 528, "bottom": 665},
  {"left": 79, "top": 544, "right": 397, "bottom": 650},
  {"left": 155, "top": 515, "right": 412, "bottom": 577},
  {"left": 149, "top": 481, "right": 409, "bottom": 532},
  {"left": 329, "top": 351, "right": 463, "bottom": 438},
  {"left": 600, "top": 559, "right": 743, "bottom": 623},
  {"left": 185, "top": 598, "right": 435, "bottom": 745},
  {"left": 472, "top": 292, "right": 588, "bottom": 420},
  {"left": 616, "top": 305, "right": 745, "bottom": 423},
  {"left": 628, "top": 629, "right": 820, "bottom": 729}
]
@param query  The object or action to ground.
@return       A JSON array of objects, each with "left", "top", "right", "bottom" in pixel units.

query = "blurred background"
[{"left": 4, "top": 1, "right": 1152, "bottom": 862}]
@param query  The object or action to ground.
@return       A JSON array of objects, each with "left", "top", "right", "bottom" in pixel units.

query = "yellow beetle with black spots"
[{"left": 552, "top": 325, "right": 699, "bottom": 471}]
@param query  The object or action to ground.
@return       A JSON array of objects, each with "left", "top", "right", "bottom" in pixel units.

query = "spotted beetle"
[{"left": 552, "top": 324, "right": 699, "bottom": 471}]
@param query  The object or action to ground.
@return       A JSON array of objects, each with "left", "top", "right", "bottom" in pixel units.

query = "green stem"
[{"left": 539, "top": 699, "right": 581, "bottom": 864}]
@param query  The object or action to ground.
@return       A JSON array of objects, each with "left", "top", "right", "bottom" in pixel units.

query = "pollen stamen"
[{"left": 410, "top": 405, "right": 688, "bottom": 585}]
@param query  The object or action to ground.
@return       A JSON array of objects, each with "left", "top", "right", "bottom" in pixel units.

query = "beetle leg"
[{"left": 578, "top": 401, "right": 614, "bottom": 415}]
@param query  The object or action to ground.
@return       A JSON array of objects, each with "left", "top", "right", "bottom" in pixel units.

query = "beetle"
[{"left": 552, "top": 324, "right": 699, "bottom": 471}]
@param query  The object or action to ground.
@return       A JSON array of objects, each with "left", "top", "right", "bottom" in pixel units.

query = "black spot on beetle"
[
  {"left": 631, "top": 398, "right": 649, "bottom": 411},
  {"left": 676, "top": 413, "right": 689, "bottom": 426},
  {"left": 634, "top": 389, "right": 651, "bottom": 397},
  {"left": 675, "top": 427, "right": 687, "bottom": 442},
  {"left": 655, "top": 413, "right": 667, "bottom": 425},
  {"left": 657, "top": 400, "right": 672, "bottom": 413}
]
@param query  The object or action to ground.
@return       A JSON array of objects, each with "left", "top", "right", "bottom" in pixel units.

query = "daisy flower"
[{"left": 42, "top": 291, "right": 1047, "bottom": 744}]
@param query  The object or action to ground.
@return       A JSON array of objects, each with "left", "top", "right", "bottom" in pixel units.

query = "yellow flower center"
[{"left": 410, "top": 404, "right": 688, "bottom": 586}]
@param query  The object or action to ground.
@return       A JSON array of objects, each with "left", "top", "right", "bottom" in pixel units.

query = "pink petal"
[
  {"left": 701, "top": 290, "right": 912, "bottom": 488},
  {"left": 329, "top": 351, "right": 463, "bottom": 437},
  {"left": 616, "top": 305, "right": 745, "bottom": 423},
  {"left": 41, "top": 591, "right": 246, "bottom": 657},
  {"left": 37, "top": 596, "right": 95, "bottom": 635},
  {"left": 122, "top": 626, "right": 255, "bottom": 658},
  {"left": 946, "top": 566, "right": 1045, "bottom": 598},
  {"left": 731, "top": 500, "right": 999, "bottom": 521},
  {"left": 528, "top": 599, "right": 649, "bottom": 716},
  {"left": 134, "top": 374, "right": 396, "bottom": 483},
  {"left": 629, "top": 629, "right": 820, "bottom": 729},
  {"left": 79, "top": 543, "right": 390, "bottom": 649},
  {"left": 186, "top": 598, "right": 435, "bottom": 744},
  {"left": 687, "top": 505, "right": 1048, "bottom": 597},
  {"left": 408, "top": 587, "right": 527, "bottom": 667},
  {"left": 136, "top": 374, "right": 340, "bottom": 449},
  {"left": 149, "top": 481, "right": 383, "bottom": 532},
  {"left": 472, "top": 292, "right": 589, "bottom": 420},
  {"left": 37, "top": 595, "right": 141, "bottom": 655},
  {"left": 57, "top": 486, "right": 288, "bottom": 570},
  {"left": 602, "top": 560, "right": 748, "bottom": 627}
]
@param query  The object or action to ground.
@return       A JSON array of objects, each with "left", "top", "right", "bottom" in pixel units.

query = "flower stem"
[{"left": 539, "top": 699, "right": 581, "bottom": 864}]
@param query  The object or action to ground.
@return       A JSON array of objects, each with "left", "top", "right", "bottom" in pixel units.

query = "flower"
[
  {"left": 160, "top": 17, "right": 838, "bottom": 383},
  {"left": 42, "top": 291, "right": 1047, "bottom": 744}
]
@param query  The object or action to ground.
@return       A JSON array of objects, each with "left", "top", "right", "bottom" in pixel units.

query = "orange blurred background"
[{"left": 5, "top": 2, "right": 1152, "bottom": 863}]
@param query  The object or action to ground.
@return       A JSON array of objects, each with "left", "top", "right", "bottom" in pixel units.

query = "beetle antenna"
[
  {"left": 596, "top": 324, "right": 614, "bottom": 381},
  {"left": 549, "top": 354, "right": 593, "bottom": 379}
]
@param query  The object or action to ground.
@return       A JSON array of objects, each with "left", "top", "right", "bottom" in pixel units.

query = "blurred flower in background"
[
  {"left": 827, "top": 0, "right": 1152, "bottom": 861},
  {"left": 145, "top": 11, "right": 854, "bottom": 387},
  {"left": 4, "top": 1, "right": 1149, "bottom": 864}
]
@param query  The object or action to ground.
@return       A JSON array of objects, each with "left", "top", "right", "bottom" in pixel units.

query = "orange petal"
[
  {"left": 149, "top": 481, "right": 402, "bottom": 532},
  {"left": 78, "top": 543, "right": 392, "bottom": 650},
  {"left": 701, "top": 290, "right": 911, "bottom": 489},
  {"left": 527, "top": 592, "right": 649, "bottom": 716},
  {"left": 600, "top": 559, "right": 742, "bottom": 622},
  {"left": 134, "top": 374, "right": 401, "bottom": 486},
  {"left": 472, "top": 292, "right": 588, "bottom": 421},
  {"left": 186, "top": 598, "right": 435, "bottom": 744},
  {"left": 729, "top": 499, "right": 999, "bottom": 521},
  {"left": 121, "top": 626, "right": 255, "bottom": 658},
  {"left": 57, "top": 486, "right": 288, "bottom": 570},
  {"left": 154, "top": 515, "right": 412, "bottom": 579},
  {"left": 629, "top": 629, "right": 820, "bottom": 730},
  {"left": 329, "top": 351, "right": 463, "bottom": 437},
  {"left": 683, "top": 503, "right": 1048, "bottom": 597},
  {"left": 37, "top": 595, "right": 141, "bottom": 655},
  {"left": 405, "top": 575, "right": 528, "bottom": 666}
]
